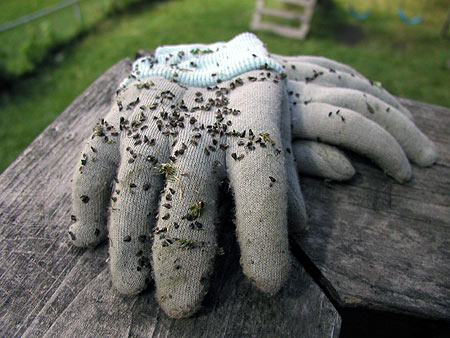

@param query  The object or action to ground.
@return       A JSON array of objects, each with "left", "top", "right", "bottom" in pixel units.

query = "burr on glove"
[
  {"left": 69, "top": 69, "right": 305, "bottom": 318},
  {"left": 271, "top": 54, "right": 438, "bottom": 183},
  {"left": 125, "top": 31, "right": 437, "bottom": 183}
]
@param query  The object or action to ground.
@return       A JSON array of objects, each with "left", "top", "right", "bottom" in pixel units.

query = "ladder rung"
[
  {"left": 252, "top": 21, "right": 309, "bottom": 39},
  {"left": 277, "top": 0, "right": 314, "bottom": 6},
  {"left": 251, "top": 0, "right": 316, "bottom": 40},
  {"left": 259, "top": 7, "right": 305, "bottom": 20}
]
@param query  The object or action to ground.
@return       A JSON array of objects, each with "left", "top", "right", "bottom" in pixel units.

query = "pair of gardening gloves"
[{"left": 68, "top": 33, "right": 437, "bottom": 318}]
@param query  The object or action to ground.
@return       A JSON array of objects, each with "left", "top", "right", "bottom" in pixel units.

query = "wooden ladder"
[{"left": 251, "top": 0, "right": 317, "bottom": 39}]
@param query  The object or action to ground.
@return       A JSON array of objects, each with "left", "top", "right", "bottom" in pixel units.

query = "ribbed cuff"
[{"left": 120, "top": 32, "right": 285, "bottom": 88}]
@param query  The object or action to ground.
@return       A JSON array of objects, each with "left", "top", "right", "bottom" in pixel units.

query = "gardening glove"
[
  {"left": 123, "top": 32, "right": 307, "bottom": 231},
  {"left": 141, "top": 32, "right": 437, "bottom": 183},
  {"left": 271, "top": 54, "right": 438, "bottom": 183},
  {"left": 69, "top": 69, "right": 304, "bottom": 318}
]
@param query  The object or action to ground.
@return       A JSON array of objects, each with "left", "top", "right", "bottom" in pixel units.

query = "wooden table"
[{"left": 0, "top": 58, "right": 448, "bottom": 337}]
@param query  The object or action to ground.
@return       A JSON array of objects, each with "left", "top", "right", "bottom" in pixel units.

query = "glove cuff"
[{"left": 120, "top": 32, "right": 285, "bottom": 88}]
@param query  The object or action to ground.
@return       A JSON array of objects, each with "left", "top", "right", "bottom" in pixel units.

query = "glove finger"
[
  {"left": 109, "top": 135, "right": 167, "bottom": 295},
  {"left": 109, "top": 79, "right": 187, "bottom": 295},
  {"left": 226, "top": 72, "right": 291, "bottom": 294},
  {"left": 292, "top": 140, "right": 355, "bottom": 181},
  {"left": 291, "top": 102, "right": 412, "bottom": 183},
  {"left": 70, "top": 111, "right": 121, "bottom": 247},
  {"left": 272, "top": 53, "right": 365, "bottom": 79},
  {"left": 278, "top": 59, "right": 414, "bottom": 121},
  {"left": 152, "top": 127, "right": 226, "bottom": 318},
  {"left": 280, "top": 90, "right": 308, "bottom": 235},
  {"left": 289, "top": 81, "right": 437, "bottom": 166}
]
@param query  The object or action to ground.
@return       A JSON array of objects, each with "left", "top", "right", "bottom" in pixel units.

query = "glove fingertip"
[
  {"left": 153, "top": 240, "right": 216, "bottom": 318},
  {"left": 241, "top": 250, "right": 291, "bottom": 295},
  {"left": 67, "top": 222, "right": 105, "bottom": 248},
  {"left": 329, "top": 158, "right": 356, "bottom": 181},
  {"left": 109, "top": 241, "right": 152, "bottom": 296},
  {"left": 390, "top": 164, "right": 413, "bottom": 184},
  {"left": 156, "top": 275, "right": 210, "bottom": 318},
  {"left": 158, "top": 297, "right": 202, "bottom": 319},
  {"left": 415, "top": 144, "right": 438, "bottom": 167},
  {"left": 111, "top": 270, "right": 150, "bottom": 296},
  {"left": 238, "top": 233, "right": 291, "bottom": 296}
]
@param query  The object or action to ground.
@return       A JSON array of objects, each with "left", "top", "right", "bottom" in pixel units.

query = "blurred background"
[{"left": 0, "top": 0, "right": 448, "bottom": 173}]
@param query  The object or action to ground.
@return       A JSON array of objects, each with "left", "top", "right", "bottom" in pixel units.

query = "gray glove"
[
  {"left": 272, "top": 54, "right": 437, "bottom": 183},
  {"left": 68, "top": 70, "right": 305, "bottom": 318}
]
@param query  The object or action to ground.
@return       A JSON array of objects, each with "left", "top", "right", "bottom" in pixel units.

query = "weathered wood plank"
[
  {"left": 0, "top": 58, "right": 134, "bottom": 338},
  {"left": 295, "top": 98, "right": 450, "bottom": 321},
  {"left": 21, "top": 238, "right": 340, "bottom": 338},
  {"left": 0, "top": 59, "right": 340, "bottom": 337}
]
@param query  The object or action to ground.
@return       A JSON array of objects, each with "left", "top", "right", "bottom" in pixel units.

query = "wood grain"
[
  {"left": 0, "top": 59, "right": 340, "bottom": 338},
  {"left": 296, "top": 97, "right": 450, "bottom": 321}
]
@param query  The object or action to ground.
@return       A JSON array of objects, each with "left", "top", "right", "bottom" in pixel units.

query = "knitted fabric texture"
[
  {"left": 271, "top": 54, "right": 437, "bottom": 182},
  {"left": 70, "top": 70, "right": 299, "bottom": 318},
  {"left": 292, "top": 140, "right": 355, "bottom": 181},
  {"left": 120, "top": 32, "right": 285, "bottom": 88}
]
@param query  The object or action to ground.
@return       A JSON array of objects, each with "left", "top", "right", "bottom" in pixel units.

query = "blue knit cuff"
[{"left": 120, "top": 32, "right": 285, "bottom": 88}]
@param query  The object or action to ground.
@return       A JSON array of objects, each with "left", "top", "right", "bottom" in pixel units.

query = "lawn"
[
  {"left": 0, "top": 0, "right": 448, "bottom": 173},
  {"left": 0, "top": 0, "right": 138, "bottom": 79}
]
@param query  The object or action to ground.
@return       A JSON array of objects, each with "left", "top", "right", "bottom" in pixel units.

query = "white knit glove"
[
  {"left": 68, "top": 70, "right": 304, "bottom": 318},
  {"left": 271, "top": 54, "right": 438, "bottom": 183}
]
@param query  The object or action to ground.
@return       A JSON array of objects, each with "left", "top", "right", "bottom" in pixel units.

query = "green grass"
[
  {"left": 0, "top": 0, "right": 64, "bottom": 24},
  {"left": 0, "top": 0, "right": 449, "bottom": 173},
  {"left": 0, "top": 0, "right": 138, "bottom": 79}
]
